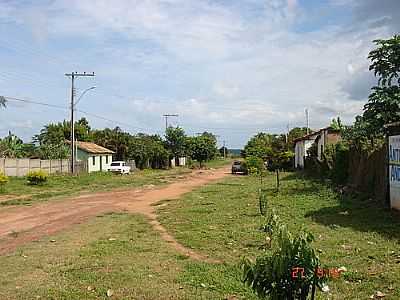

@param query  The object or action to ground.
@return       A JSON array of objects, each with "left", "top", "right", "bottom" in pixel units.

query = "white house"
[
  {"left": 294, "top": 127, "right": 342, "bottom": 168},
  {"left": 294, "top": 132, "right": 319, "bottom": 169},
  {"left": 75, "top": 141, "right": 114, "bottom": 173}
]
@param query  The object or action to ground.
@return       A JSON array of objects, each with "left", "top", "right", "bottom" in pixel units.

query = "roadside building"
[
  {"left": 294, "top": 127, "right": 341, "bottom": 168},
  {"left": 294, "top": 132, "right": 319, "bottom": 168},
  {"left": 315, "top": 127, "right": 342, "bottom": 161},
  {"left": 75, "top": 141, "right": 114, "bottom": 173}
]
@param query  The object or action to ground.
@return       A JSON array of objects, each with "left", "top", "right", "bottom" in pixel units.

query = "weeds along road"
[{"left": 0, "top": 166, "right": 231, "bottom": 259}]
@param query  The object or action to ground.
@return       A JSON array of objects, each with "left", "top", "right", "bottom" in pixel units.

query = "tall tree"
[
  {"left": 34, "top": 117, "right": 92, "bottom": 145},
  {"left": 187, "top": 135, "right": 217, "bottom": 167},
  {"left": 164, "top": 126, "right": 187, "bottom": 163},
  {"left": 362, "top": 35, "right": 400, "bottom": 137}
]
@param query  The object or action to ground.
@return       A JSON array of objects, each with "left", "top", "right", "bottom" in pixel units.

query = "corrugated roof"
[{"left": 67, "top": 141, "right": 114, "bottom": 154}]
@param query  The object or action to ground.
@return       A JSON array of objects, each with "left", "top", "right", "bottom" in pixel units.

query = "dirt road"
[{"left": 0, "top": 167, "right": 230, "bottom": 261}]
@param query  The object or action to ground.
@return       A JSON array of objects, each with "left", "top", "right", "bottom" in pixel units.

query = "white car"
[{"left": 108, "top": 161, "right": 131, "bottom": 174}]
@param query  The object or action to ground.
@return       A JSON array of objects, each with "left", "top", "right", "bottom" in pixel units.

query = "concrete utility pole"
[
  {"left": 163, "top": 114, "right": 178, "bottom": 131},
  {"left": 223, "top": 140, "right": 227, "bottom": 159},
  {"left": 65, "top": 72, "right": 95, "bottom": 174},
  {"left": 305, "top": 108, "right": 310, "bottom": 135},
  {"left": 286, "top": 123, "right": 290, "bottom": 150}
]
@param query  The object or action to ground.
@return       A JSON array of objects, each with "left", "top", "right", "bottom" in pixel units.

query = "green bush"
[
  {"left": 0, "top": 172, "right": 8, "bottom": 193},
  {"left": 243, "top": 212, "right": 326, "bottom": 300},
  {"left": 245, "top": 156, "right": 265, "bottom": 176},
  {"left": 26, "top": 170, "right": 48, "bottom": 185}
]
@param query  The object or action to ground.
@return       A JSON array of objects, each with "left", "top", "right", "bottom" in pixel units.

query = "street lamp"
[
  {"left": 75, "top": 86, "right": 96, "bottom": 106},
  {"left": 71, "top": 86, "right": 96, "bottom": 174}
]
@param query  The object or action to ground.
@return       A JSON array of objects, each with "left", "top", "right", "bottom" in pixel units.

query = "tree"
[
  {"left": 361, "top": 35, "right": 400, "bottom": 139},
  {"left": 330, "top": 117, "right": 343, "bottom": 131},
  {"left": 368, "top": 35, "right": 400, "bottom": 87},
  {"left": 243, "top": 133, "right": 274, "bottom": 160},
  {"left": 34, "top": 117, "right": 92, "bottom": 145},
  {"left": 287, "top": 127, "right": 309, "bottom": 150},
  {"left": 187, "top": 135, "right": 217, "bottom": 167},
  {"left": 92, "top": 127, "right": 130, "bottom": 160},
  {"left": 219, "top": 146, "right": 228, "bottom": 157},
  {"left": 164, "top": 126, "right": 187, "bottom": 164},
  {"left": 0, "top": 132, "right": 25, "bottom": 158},
  {"left": 37, "top": 143, "right": 70, "bottom": 159}
]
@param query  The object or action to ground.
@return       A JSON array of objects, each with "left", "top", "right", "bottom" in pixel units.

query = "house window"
[
  {"left": 92, "top": 156, "right": 96, "bottom": 166},
  {"left": 106, "top": 155, "right": 109, "bottom": 164}
]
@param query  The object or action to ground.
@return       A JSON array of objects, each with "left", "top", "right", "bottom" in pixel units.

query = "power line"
[
  {"left": 2, "top": 96, "right": 152, "bottom": 132},
  {"left": 4, "top": 96, "right": 68, "bottom": 111}
]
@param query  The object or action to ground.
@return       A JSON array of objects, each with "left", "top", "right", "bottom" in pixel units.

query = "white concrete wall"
[
  {"left": 86, "top": 154, "right": 113, "bottom": 173},
  {"left": 295, "top": 137, "right": 318, "bottom": 168},
  {"left": 0, "top": 158, "right": 70, "bottom": 176},
  {"left": 178, "top": 157, "right": 186, "bottom": 166},
  {"left": 317, "top": 131, "right": 326, "bottom": 161},
  {"left": 295, "top": 142, "right": 304, "bottom": 168}
]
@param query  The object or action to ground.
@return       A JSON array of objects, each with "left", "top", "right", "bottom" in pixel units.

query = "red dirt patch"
[{"left": 0, "top": 167, "right": 230, "bottom": 262}]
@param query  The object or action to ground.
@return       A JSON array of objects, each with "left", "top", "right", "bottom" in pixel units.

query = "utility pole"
[
  {"left": 223, "top": 140, "right": 226, "bottom": 159},
  {"left": 286, "top": 123, "right": 290, "bottom": 150},
  {"left": 65, "top": 72, "right": 95, "bottom": 174},
  {"left": 163, "top": 114, "right": 179, "bottom": 131},
  {"left": 305, "top": 108, "right": 309, "bottom": 135}
]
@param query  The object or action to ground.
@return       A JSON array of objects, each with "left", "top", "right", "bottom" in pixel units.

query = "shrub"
[
  {"left": 243, "top": 212, "right": 326, "bottom": 300},
  {"left": 26, "top": 170, "right": 48, "bottom": 185},
  {"left": 245, "top": 156, "right": 265, "bottom": 176},
  {"left": 0, "top": 172, "right": 8, "bottom": 193}
]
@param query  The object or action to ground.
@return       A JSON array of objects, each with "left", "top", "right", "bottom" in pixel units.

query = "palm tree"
[{"left": 0, "top": 96, "right": 6, "bottom": 108}]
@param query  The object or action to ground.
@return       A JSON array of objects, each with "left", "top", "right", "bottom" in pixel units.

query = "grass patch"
[
  {"left": 1, "top": 170, "right": 398, "bottom": 299},
  {"left": 0, "top": 213, "right": 255, "bottom": 299},
  {"left": 159, "top": 172, "right": 400, "bottom": 299},
  {"left": 0, "top": 167, "right": 191, "bottom": 206}
]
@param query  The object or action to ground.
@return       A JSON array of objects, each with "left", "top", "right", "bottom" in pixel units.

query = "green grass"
[
  {"left": 1, "top": 171, "right": 399, "bottom": 299},
  {"left": 158, "top": 172, "right": 400, "bottom": 299},
  {"left": 0, "top": 213, "right": 256, "bottom": 299},
  {"left": 0, "top": 167, "right": 191, "bottom": 206}
]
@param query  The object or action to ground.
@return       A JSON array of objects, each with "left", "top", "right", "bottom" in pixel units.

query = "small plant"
[
  {"left": 26, "top": 170, "right": 48, "bottom": 185},
  {"left": 258, "top": 188, "right": 268, "bottom": 216},
  {"left": 0, "top": 172, "right": 8, "bottom": 193},
  {"left": 243, "top": 212, "right": 326, "bottom": 300}
]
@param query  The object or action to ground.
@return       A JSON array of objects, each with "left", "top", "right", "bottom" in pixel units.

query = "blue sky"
[{"left": 0, "top": 0, "right": 399, "bottom": 148}]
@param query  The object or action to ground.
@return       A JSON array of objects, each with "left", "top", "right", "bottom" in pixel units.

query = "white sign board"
[{"left": 389, "top": 135, "right": 400, "bottom": 210}]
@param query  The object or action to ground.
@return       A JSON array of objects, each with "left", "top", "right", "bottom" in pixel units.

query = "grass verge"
[
  {"left": 0, "top": 213, "right": 255, "bottom": 299},
  {"left": 158, "top": 172, "right": 400, "bottom": 299}
]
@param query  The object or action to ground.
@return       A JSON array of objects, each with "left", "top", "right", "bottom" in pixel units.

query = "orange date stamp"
[{"left": 291, "top": 267, "right": 344, "bottom": 279}]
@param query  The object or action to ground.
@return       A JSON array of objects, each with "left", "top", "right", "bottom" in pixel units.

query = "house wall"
[
  {"left": 295, "top": 138, "right": 317, "bottom": 168},
  {"left": 295, "top": 141, "right": 304, "bottom": 168},
  {"left": 317, "top": 130, "right": 342, "bottom": 160},
  {"left": 76, "top": 149, "right": 112, "bottom": 173}
]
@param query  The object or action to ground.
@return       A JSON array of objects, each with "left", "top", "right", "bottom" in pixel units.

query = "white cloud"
[{"left": 1, "top": 0, "right": 399, "bottom": 147}]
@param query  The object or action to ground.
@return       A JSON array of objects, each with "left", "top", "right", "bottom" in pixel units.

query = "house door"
[{"left": 100, "top": 156, "right": 103, "bottom": 171}]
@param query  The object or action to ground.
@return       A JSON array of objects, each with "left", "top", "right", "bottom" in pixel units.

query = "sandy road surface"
[{"left": 0, "top": 167, "right": 230, "bottom": 261}]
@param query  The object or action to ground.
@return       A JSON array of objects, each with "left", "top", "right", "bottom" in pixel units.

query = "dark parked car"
[{"left": 231, "top": 161, "right": 247, "bottom": 174}]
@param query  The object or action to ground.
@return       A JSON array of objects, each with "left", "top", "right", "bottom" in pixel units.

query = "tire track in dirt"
[{"left": 0, "top": 167, "right": 230, "bottom": 262}]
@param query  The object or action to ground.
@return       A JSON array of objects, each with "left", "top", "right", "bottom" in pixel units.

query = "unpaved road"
[{"left": 0, "top": 167, "right": 230, "bottom": 261}]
